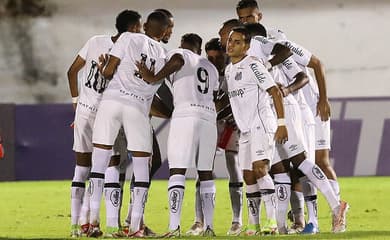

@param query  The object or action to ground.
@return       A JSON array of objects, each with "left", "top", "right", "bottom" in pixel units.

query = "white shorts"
[
  {"left": 314, "top": 115, "right": 331, "bottom": 150},
  {"left": 217, "top": 121, "right": 239, "bottom": 152},
  {"left": 167, "top": 117, "right": 217, "bottom": 171},
  {"left": 301, "top": 105, "right": 315, "bottom": 163},
  {"left": 92, "top": 100, "right": 153, "bottom": 153},
  {"left": 274, "top": 104, "right": 306, "bottom": 163},
  {"left": 73, "top": 110, "right": 96, "bottom": 153},
  {"left": 238, "top": 121, "right": 275, "bottom": 171}
]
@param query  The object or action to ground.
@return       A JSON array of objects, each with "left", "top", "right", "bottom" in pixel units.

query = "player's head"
[
  {"left": 236, "top": 0, "right": 262, "bottom": 24},
  {"left": 227, "top": 26, "right": 251, "bottom": 58},
  {"left": 115, "top": 9, "right": 142, "bottom": 34},
  {"left": 154, "top": 9, "right": 174, "bottom": 44},
  {"left": 180, "top": 33, "right": 202, "bottom": 55},
  {"left": 218, "top": 19, "right": 242, "bottom": 50},
  {"left": 205, "top": 38, "right": 226, "bottom": 73},
  {"left": 244, "top": 22, "right": 267, "bottom": 37},
  {"left": 144, "top": 11, "right": 170, "bottom": 41}
]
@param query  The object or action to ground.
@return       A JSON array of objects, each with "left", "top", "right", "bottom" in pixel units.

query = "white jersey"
[
  {"left": 247, "top": 35, "right": 275, "bottom": 63},
  {"left": 102, "top": 32, "right": 166, "bottom": 115},
  {"left": 225, "top": 56, "right": 276, "bottom": 133},
  {"left": 77, "top": 35, "right": 113, "bottom": 114},
  {"left": 268, "top": 28, "right": 287, "bottom": 41},
  {"left": 168, "top": 49, "right": 219, "bottom": 121}
]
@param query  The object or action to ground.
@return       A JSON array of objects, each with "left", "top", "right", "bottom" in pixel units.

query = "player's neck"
[{"left": 231, "top": 54, "right": 247, "bottom": 64}]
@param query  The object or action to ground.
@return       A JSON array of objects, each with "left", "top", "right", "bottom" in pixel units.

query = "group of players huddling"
[{"left": 67, "top": 0, "right": 349, "bottom": 238}]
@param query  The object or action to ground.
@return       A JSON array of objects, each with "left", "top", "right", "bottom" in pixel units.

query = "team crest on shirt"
[{"left": 235, "top": 72, "right": 242, "bottom": 81}]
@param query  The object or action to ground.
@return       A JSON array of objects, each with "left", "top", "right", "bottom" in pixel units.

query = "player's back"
[
  {"left": 78, "top": 35, "right": 113, "bottom": 112},
  {"left": 169, "top": 49, "right": 219, "bottom": 121},
  {"left": 103, "top": 32, "right": 166, "bottom": 112}
]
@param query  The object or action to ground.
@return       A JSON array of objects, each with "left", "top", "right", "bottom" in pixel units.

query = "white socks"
[
  {"left": 245, "top": 184, "right": 261, "bottom": 226},
  {"left": 168, "top": 174, "right": 185, "bottom": 230},
  {"left": 200, "top": 180, "right": 216, "bottom": 230},
  {"left": 71, "top": 165, "right": 90, "bottom": 226},
  {"left": 257, "top": 174, "right": 276, "bottom": 220},
  {"left": 104, "top": 166, "right": 121, "bottom": 228},
  {"left": 274, "top": 173, "right": 291, "bottom": 232}
]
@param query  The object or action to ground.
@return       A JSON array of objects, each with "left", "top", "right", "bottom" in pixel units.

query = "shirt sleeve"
[
  {"left": 281, "top": 40, "right": 312, "bottom": 66},
  {"left": 281, "top": 56, "right": 302, "bottom": 84},
  {"left": 249, "top": 59, "right": 276, "bottom": 91},
  {"left": 77, "top": 37, "right": 91, "bottom": 60},
  {"left": 109, "top": 33, "right": 128, "bottom": 60}
]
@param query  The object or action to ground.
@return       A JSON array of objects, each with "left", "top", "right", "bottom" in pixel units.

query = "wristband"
[
  {"left": 277, "top": 118, "right": 286, "bottom": 126},
  {"left": 72, "top": 97, "right": 79, "bottom": 104},
  {"left": 264, "top": 61, "right": 272, "bottom": 71}
]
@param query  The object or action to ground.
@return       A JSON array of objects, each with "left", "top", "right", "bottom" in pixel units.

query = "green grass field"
[{"left": 0, "top": 177, "right": 389, "bottom": 239}]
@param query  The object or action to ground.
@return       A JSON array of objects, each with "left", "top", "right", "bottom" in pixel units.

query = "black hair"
[
  {"left": 146, "top": 11, "right": 170, "bottom": 27},
  {"left": 244, "top": 23, "right": 266, "bottom": 37},
  {"left": 236, "top": 0, "right": 259, "bottom": 11},
  {"left": 231, "top": 26, "right": 251, "bottom": 44},
  {"left": 205, "top": 38, "right": 223, "bottom": 52},
  {"left": 115, "top": 9, "right": 141, "bottom": 33},
  {"left": 181, "top": 33, "right": 202, "bottom": 51},
  {"left": 154, "top": 8, "right": 173, "bottom": 18},
  {"left": 222, "top": 18, "right": 242, "bottom": 29}
]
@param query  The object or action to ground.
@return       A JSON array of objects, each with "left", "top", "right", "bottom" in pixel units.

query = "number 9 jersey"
[{"left": 167, "top": 49, "right": 219, "bottom": 121}]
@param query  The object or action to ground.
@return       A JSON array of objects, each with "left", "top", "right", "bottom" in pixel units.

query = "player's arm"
[
  {"left": 136, "top": 54, "right": 184, "bottom": 83},
  {"left": 102, "top": 55, "right": 121, "bottom": 80},
  {"left": 267, "top": 86, "right": 288, "bottom": 144},
  {"left": 67, "top": 55, "right": 86, "bottom": 110},
  {"left": 268, "top": 43, "right": 293, "bottom": 67},
  {"left": 279, "top": 57, "right": 309, "bottom": 97},
  {"left": 308, "top": 55, "right": 331, "bottom": 121}
]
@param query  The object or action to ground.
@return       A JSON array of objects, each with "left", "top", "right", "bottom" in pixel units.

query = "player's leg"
[
  {"left": 289, "top": 168, "right": 305, "bottom": 233},
  {"left": 186, "top": 179, "right": 204, "bottom": 236}
]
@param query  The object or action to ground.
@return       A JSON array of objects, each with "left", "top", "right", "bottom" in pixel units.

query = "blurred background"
[{"left": 0, "top": 0, "right": 389, "bottom": 180}]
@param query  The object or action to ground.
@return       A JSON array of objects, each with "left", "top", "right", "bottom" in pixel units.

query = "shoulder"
[{"left": 267, "top": 28, "right": 287, "bottom": 40}]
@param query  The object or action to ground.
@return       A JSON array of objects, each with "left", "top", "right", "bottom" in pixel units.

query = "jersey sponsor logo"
[
  {"left": 285, "top": 42, "right": 304, "bottom": 57},
  {"left": 228, "top": 88, "right": 245, "bottom": 98},
  {"left": 109, "top": 189, "right": 120, "bottom": 207},
  {"left": 119, "top": 89, "right": 145, "bottom": 102},
  {"left": 277, "top": 185, "right": 288, "bottom": 201},
  {"left": 249, "top": 63, "right": 266, "bottom": 83},
  {"left": 235, "top": 71, "right": 242, "bottom": 81}
]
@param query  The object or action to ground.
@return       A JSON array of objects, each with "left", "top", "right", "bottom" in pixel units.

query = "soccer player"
[
  {"left": 236, "top": 0, "right": 348, "bottom": 233},
  {"left": 186, "top": 38, "right": 244, "bottom": 236},
  {"left": 66, "top": 9, "right": 141, "bottom": 238},
  {"left": 137, "top": 33, "right": 220, "bottom": 237},
  {"left": 87, "top": 11, "right": 170, "bottom": 238},
  {"left": 225, "top": 26, "right": 288, "bottom": 236}
]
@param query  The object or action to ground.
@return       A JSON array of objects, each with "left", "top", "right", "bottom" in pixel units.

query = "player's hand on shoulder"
[
  {"left": 136, "top": 60, "right": 155, "bottom": 83},
  {"left": 274, "top": 125, "right": 288, "bottom": 144},
  {"left": 316, "top": 98, "right": 331, "bottom": 121}
]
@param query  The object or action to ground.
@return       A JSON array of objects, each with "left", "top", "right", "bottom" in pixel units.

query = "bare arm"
[
  {"left": 149, "top": 95, "right": 173, "bottom": 119},
  {"left": 102, "top": 55, "right": 121, "bottom": 80},
  {"left": 269, "top": 43, "right": 293, "bottom": 67},
  {"left": 279, "top": 72, "right": 309, "bottom": 97},
  {"left": 307, "top": 55, "right": 331, "bottom": 121},
  {"left": 267, "top": 86, "right": 288, "bottom": 144},
  {"left": 67, "top": 55, "right": 85, "bottom": 110},
  {"left": 136, "top": 54, "right": 184, "bottom": 83}
]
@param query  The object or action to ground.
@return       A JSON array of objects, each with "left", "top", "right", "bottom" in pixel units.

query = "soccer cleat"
[
  {"left": 185, "top": 222, "right": 203, "bottom": 236},
  {"left": 261, "top": 219, "right": 278, "bottom": 235},
  {"left": 87, "top": 224, "right": 103, "bottom": 238},
  {"left": 120, "top": 224, "right": 129, "bottom": 236},
  {"left": 301, "top": 222, "right": 319, "bottom": 234},
  {"left": 203, "top": 226, "right": 216, "bottom": 237},
  {"left": 227, "top": 222, "right": 242, "bottom": 236},
  {"left": 80, "top": 223, "right": 90, "bottom": 236},
  {"left": 288, "top": 223, "right": 304, "bottom": 234},
  {"left": 240, "top": 224, "right": 260, "bottom": 236},
  {"left": 70, "top": 224, "right": 80, "bottom": 238},
  {"left": 128, "top": 229, "right": 145, "bottom": 238},
  {"left": 162, "top": 226, "right": 181, "bottom": 238},
  {"left": 104, "top": 227, "right": 126, "bottom": 238},
  {"left": 333, "top": 200, "right": 350, "bottom": 233},
  {"left": 142, "top": 224, "right": 157, "bottom": 237}
]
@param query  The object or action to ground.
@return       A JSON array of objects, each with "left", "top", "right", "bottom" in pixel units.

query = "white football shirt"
[
  {"left": 167, "top": 49, "right": 219, "bottom": 121},
  {"left": 103, "top": 32, "right": 166, "bottom": 114},
  {"left": 225, "top": 56, "right": 276, "bottom": 133},
  {"left": 77, "top": 35, "right": 113, "bottom": 113}
]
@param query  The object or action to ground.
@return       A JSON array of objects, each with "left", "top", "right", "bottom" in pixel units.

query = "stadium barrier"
[{"left": 0, "top": 97, "right": 389, "bottom": 181}]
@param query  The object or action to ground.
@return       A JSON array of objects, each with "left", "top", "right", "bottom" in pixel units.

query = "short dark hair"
[
  {"left": 146, "top": 11, "right": 170, "bottom": 27},
  {"left": 244, "top": 23, "right": 267, "bottom": 37},
  {"left": 232, "top": 26, "right": 251, "bottom": 44},
  {"left": 236, "top": 0, "right": 259, "bottom": 11},
  {"left": 222, "top": 18, "right": 242, "bottom": 29},
  {"left": 181, "top": 33, "right": 202, "bottom": 51},
  {"left": 115, "top": 9, "right": 141, "bottom": 33},
  {"left": 154, "top": 8, "right": 173, "bottom": 18},
  {"left": 205, "top": 38, "right": 223, "bottom": 52}
]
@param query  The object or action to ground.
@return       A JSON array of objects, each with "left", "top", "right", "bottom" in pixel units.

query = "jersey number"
[
  {"left": 85, "top": 60, "right": 107, "bottom": 94},
  {"left": 197, "top": 67, "right": 209, "bottom": 94},
  {"left": 134, "top": 53, "right": 156, "bottom": 82}
]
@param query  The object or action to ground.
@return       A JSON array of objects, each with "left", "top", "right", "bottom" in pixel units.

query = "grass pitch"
[{"left": 0, "top": 177, "right": 389, "bottom": 239}]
